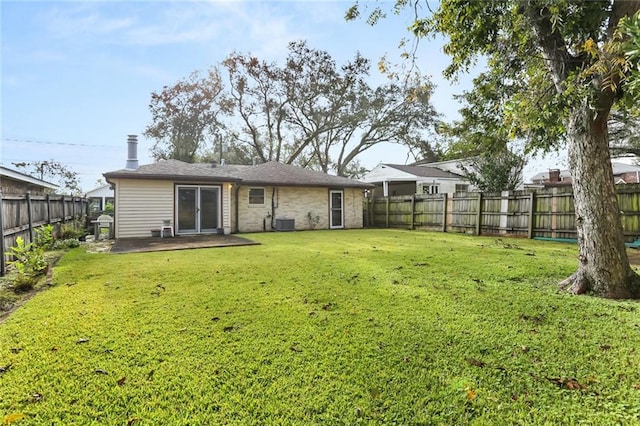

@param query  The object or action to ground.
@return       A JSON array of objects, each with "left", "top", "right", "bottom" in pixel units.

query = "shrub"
[
  {"left": 59, "top": 222, "right": 85, "bottom": 240},
  {"left": 51, "top": 238, "right": 80, "bottom": 250},
  {"left": 6, "top": 237, "right": 48, "bottom": 293},
  {"left": 34, "top": 224, "right": 55, "bottom": 250}
]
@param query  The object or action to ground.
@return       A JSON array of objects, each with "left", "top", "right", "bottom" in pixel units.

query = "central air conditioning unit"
[{"left": 275, "top": 218, "right": 295, "bottom": 231}]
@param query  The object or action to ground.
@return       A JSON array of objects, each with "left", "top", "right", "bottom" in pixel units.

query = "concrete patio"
[{"left": 109, "top": 234, "right": 260, "bottom": 254}]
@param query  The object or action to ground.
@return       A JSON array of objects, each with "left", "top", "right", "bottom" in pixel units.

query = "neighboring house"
[
  {"left": 362, "top": 163, "right": 471, "bottom": 197},
  {"left": 0, "top": 165, "right": 59, "bottom": 195},
  {"left": 85, "top": 184, "right": 115, "bottom": 214},
  {"left": 103, "top": 137, "right": 373, "bottom": 238},
  {"left": 528, "top": 162, "right": 640, "bottom": 188}
]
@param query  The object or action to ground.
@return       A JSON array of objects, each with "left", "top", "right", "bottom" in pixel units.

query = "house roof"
[
  {"left": 233, "top": 161, "right": 373, "bottom": 188},
  {"left": 380, "top": 164, "right": 463, "bottom": 179},
  {"left": 104, "top": 160, "right": 373, "bottom": 189},
  {"left": 103, "top": 159, "right": 244, "bottom": 182},
  {"left": 0, "top": 165, "right": 59, "bottom": 190}
]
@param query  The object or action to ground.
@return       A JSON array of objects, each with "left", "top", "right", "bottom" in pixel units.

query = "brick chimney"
[
  {"left": 548, "top": 169, "right": 561, "bottom": 183},
  {"left": 125, "top": 135, "right": 139, "bottom": 170}
]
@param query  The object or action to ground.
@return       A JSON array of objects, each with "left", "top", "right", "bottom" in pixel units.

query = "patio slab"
[{"left": 110, "top": 234, "right": 260, "bottom": 254}]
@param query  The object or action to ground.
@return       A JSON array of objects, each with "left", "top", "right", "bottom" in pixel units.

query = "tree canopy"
[
  {"left": 12, "top": 160, "right": 81, "bottom": 195},
  {"left": 145, "top": 41, "right": 439, "bottom": 176}
]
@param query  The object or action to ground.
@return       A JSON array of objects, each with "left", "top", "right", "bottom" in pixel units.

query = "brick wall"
[{"left": 236, "top": 186, "right": 364, "bottom": 232}]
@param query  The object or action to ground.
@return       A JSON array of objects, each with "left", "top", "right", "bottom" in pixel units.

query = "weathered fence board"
[
  {"left": 1, "top": 193, "right": 88, "bottom": 276},
  {"left": 363, "top": 184, "right": 640, "bottom": 242}
]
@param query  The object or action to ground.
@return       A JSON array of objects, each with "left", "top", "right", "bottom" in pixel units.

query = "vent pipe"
[{"left": 125, "top": 135, "right": 139, "bottom": 170}]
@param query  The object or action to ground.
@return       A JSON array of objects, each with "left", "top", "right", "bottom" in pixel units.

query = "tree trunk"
[{"left": 562, "top": 102, "right": 640, "bottom": 298}]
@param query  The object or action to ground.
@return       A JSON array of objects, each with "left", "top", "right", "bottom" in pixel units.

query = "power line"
[{"left": 2, "top": 137, "right": 117, "bottom": 148}]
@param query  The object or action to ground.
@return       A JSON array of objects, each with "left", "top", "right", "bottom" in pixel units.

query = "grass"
[{"left": 1, "top": 229, "right": 640, "bottom": 425}]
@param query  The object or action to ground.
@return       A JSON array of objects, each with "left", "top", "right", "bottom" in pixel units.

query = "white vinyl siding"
[{"left": 113, "top": 179, "right": 174, "bottom": 238}]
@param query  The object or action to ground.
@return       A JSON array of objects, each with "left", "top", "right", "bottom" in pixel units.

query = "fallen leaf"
[
  {"left": 211, "top": 317, "right": 220, "bottom": 321},
  {"left": 76, "top": 338, "right": 89, "bottom": 344},
  {"left": 126, "top": 417, "right": 139, "bottom": 426},
  {"left": 548, "top": 377, "right": 586, "bottom": 390},
  {"left": 117, "top": 376, "right": 126, "bottom": 386},
  {"left": 223, "top": 326, "right": 235, "bottom": 332},
  {"left": 94, "top": 369, "right": 109, "bottom": 375},
  {"left": 467, "top": 358, "right": 486, "bottom": 368},
  {"left": 632, "top": 384, "right": 640, "bottom": 390},
  {"left": 0, "top": 364, "right": 12, "bottom": 374},
  {"left": 2, "top": 413, "right": 25, "bottom": 424},
  {"left": 600, "top": 344, "right": 612, "bottom": 351},
  {"left": 466, "top": 388, "right": 477, "bottom": 401},
  {"left": 31, "top": 393, "right": 43, "bottom": 403},
  {"left": 51, "top": 346, "right": 60, "bottom": 351},
  {"left": 10, "top": 348, "right": 22, "bottom": 354},
  {"left": 290, "top": 345, "right": 302, "bottom": 352},
  {"left": 146, "top": 370, "right": 155, "bottom": 381}
]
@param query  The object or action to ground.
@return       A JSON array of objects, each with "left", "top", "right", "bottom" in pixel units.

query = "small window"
[
  {"left": 249, "top": 188, "right": 265, "bottom": 205},
  {"left": 455, "top": 184, "right": 469, "bottom": 193},
  {"left": 422, "top": 184, "right": 440, "bottom": 195}
]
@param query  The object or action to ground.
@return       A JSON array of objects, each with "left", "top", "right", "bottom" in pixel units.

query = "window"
[
  {"left": 455, "top": 184, "right": 469, "bottom": 193},
  {"left": 422, "top": 184, "right": 439, "bottom": 195},
  {"left": 249, "top": 188, "right": 265, "bottom": 205}
]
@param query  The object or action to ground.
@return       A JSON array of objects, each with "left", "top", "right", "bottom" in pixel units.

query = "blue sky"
[{"left": 1, "top": 0, "right": 563, "bottom": 192}]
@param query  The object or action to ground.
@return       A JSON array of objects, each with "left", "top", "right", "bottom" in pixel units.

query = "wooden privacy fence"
[
  {"left": 0, "top": 193, "right": 88, "bottom": 276},
  {"left": 363, "top": 184, "right": 640, "bottom": 242}
]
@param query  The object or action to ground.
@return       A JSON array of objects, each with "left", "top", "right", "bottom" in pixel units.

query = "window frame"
[{"left": 248, "top": 187, "right": 265, "bottom": 206}]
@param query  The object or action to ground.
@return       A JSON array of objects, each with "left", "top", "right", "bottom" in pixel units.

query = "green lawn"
[{"left": 1, "top": 229, "right": 640, "bottom": 425}]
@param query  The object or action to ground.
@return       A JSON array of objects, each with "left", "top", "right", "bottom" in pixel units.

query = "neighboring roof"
[
  {"left": 85, "top": 184, "right": 114, "bottom": 197},
  {"left": 529, "top": 163, "right": 640, "bottom": 183},
  {"left": 104, "top": 160, "right": 373, "bottom": 188},
  {"left": 612, "top": 162, "right": 640, "bottom": 175},
  {"left": 529, "top": 169, "right": 572, "bottom": 181},
  {"left": 0, "top": 165, "right": 59, "bottom": 190},
  {"left": 379, "top": 164, "right": 463, "bottom": 179}
]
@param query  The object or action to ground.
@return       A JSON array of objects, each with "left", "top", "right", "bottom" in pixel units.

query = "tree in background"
[
  {"left": 146, "top": 41, "right": 439, "bottom": 175},
  {"left": 145, "top": 68, "right": 230, "bottom": 163},
  {"left": 439, "top": 72, "right": 527, "bottom": 192},
  {"left": 12, "top": 160, "right": 80, "bottom": 195},
  {"left": 349, "top": 1, "right": 640, "bottom": 298}
]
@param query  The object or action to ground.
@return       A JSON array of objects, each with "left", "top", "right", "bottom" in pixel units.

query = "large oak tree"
[{"left": 350, "top": 1, "right": 640, "bottom": 298}]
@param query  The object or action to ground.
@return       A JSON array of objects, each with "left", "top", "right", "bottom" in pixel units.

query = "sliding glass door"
[{"left": 176, "top": 185, "right": 220, "bottom": 234}]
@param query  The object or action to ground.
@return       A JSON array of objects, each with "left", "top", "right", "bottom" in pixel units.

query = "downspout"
[
  {"left": 271, "top": 187, "right": 277, "bottom": 230},
  {"left": 233, "top": 182, "right": 241, "bottom": 233},
  {"left": 105, "top": 178, "right": 116, "bottom": 238}
]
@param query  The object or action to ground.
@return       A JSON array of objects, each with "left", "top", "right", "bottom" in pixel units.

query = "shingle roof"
[
  {"left": 104, "top": 160, "right": 373, "bottom": 188},
  {"left": 382, "top": 163, "right": 463, "bottom": 179},
  {"left": 233, "top": 161, "right": 373, "bottom": 188},
  {"left": 103, "top": 159, "right": 243, "bottom": 182}
]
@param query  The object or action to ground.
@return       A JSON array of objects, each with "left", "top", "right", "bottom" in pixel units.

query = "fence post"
[
  {"left": 385, "top": 196, "right": 390, "bottom": 228},
  {"left": 46, "top": 194, "right": 52, "bottom": 224},
  {"left": 551, "top": 188, "right": 558, "bottom": 238},
  {"left": 62, "top": 196, "right": 66, "bottom": 223},
  {"left": 478, "top": 193, "right": 482, "bottom": 235},
  {"left": 527, "top": 191, "right": 536, "bottom": 239},
  {"left": 442, "top": 193, "right": 448, "bottom": 232},
  {"left": 26, "top": 192, "right": 34, "bottom": 244},
  {"left": 499, "top": 191, "right": 510, "bottom": 234},
  {"left": 0, "top": 192, "right": 5, "bottom": 277},
  {"left": 410, "top": 195, "right": 415, "bottom": 230}
]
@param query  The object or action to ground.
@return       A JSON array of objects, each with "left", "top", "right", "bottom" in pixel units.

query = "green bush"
[
  {"left": 51, "top": 238, "right": 80, "bottom": 250},
  {"left": 6, "top": 237, "right": 48, "bottom": 293},
  {"left": 34, "top": 224, "right": 55, "bottom": 250},
  {"left": 59, "top": 222, "right": 84, "bottom": 240}
]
